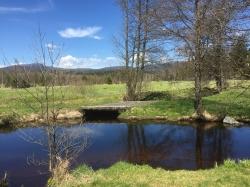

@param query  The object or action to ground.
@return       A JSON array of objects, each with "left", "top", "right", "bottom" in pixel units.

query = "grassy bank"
[
  {"left": 122, "top": 80, "right": 250, "bottom": 121},
  {"left": 0, "top": 80, "right": 250, "bottom": 122},
  {"left": 0, "top": 84, "right": 124, "bottom": 116},
  {"left": 49, "top": 160, "right": 250, "bottom": 187}
]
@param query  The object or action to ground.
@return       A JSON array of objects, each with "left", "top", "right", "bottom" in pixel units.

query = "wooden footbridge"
[{"left": 80, "top": 101, "right": 151, "bottom": 120}]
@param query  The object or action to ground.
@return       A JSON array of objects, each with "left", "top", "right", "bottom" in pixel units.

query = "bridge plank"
[{"left": 80, "top": 101, "right": 152, "bottom": 111}]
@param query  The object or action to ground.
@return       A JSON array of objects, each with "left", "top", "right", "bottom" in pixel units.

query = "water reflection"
[
  {"left": 19, "top": 125, "right": 92, "bottom": 175},
  {"left": 0, "top": 122, "right": 249, "bottom": 187},
  {"left": 196, "top": 125, "right": 232, "bottom": 168},
  {"left": 125, "top": 123, "right": 232, "bottom": 169},
  {"left": 127, "top": 125, "right": 147, "bottom": 163}
]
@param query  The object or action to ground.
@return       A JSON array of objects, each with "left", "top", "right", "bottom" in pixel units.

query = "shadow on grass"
[
  {"left": 140, "top": 87, "right": 219, "bottom": 101},
  {"left": 139, "top": 91, "right": 172, "bottom": 101}
]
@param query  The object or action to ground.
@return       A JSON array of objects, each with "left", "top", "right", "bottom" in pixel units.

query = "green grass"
[
  {"left": 0, "top": 80, "right": 250, "bottom": 120},
  {"left": 203, "top": 88, "right": 250, "bottom": 118},
  {"left": 0, "top": 84, "right": 125, "bottom": 116},
  {"left": 121, "top": 80, "right": 250, "bottom": 120},
  {"left": 49, "top": 160, "right": 250, "bottom": 187}
]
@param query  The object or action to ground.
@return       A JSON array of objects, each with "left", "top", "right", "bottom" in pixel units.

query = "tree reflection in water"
[
  {"left": 19, "top": 125, "right": 92, "bottom": 174},
  {"left": 127, "top": 125, "right": 147, "bottom": 163},
  {"left": 196, "top": 123, "right": 232, "bottom": 168},
  {"left": 126, "top": 123, "right": 232, "bottom": 169}
]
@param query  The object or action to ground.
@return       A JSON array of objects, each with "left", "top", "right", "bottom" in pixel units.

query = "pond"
[{"left": 0, "top": 121, "right": 250, "bottom": 187}]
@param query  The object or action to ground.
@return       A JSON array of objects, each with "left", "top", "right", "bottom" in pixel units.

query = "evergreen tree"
[{"left": 230, "top": 35, "right": 250, "bottom": 78}]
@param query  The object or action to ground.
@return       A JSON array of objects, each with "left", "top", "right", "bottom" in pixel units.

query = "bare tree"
[
  {"left": 152, "top": 0, "right": 213, "bottom": 117},
  {"left": 6, "top": 29, "right": 92, "bottom": 179},
  {"left": 152, "top": 0, "right": 250, "bottom": 118},
  {"left": 117, "top": 0, "right": 162, "bottom": 100}
]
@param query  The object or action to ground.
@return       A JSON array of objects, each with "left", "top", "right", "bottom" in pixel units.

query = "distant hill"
[
  {"left": 0, "top": 62, "right": 173, "bottom": 74},
  {"left": 0, "top": 63, "right": 125, "bottom": 74},
  {"left": 0, "top": 63, "right": 54, "bottom": 72},
  {"left": 66, "top": 66, "right": 126, "bottom": 74},
  {"left": 0, "top": 61, "right": 193, "bottom": 86}
]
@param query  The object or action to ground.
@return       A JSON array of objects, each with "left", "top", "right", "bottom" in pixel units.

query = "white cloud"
[
  {"left": 58, "top": 27, "right": 102, "bottom": 39},
  {"left": 0, "top": 1, "right": 53, "bottom": 14},
  {"left": 0, "top": 6, "right": 44, "bottom": 13},
  {"left": 59, "top": 55, "right": 78, "bottom": 68},
  {"left": 59, "top": 55, "right": 120, "bottom": 69},
  {"left": 92, "top": 36, "right": 102, "bottom": 40}
]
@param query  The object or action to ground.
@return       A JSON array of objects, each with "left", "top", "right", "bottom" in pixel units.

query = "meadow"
[{"left": 0, "top": 80, "right": 250, "bottom": 121}]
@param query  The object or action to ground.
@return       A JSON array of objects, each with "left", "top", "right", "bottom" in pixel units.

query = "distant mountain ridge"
[
  {"left": 0, "top": 62, "right": 172, "bottom": 74},
  {"left": 0, "top": 63, "right": 125, "bottom": 73}
]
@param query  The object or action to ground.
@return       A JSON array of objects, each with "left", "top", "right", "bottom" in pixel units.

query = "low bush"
[{"left": 0, "top": 113, "right": 19, "bottom": 127}]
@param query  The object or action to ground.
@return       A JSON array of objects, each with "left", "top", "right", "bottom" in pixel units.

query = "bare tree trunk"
[
  {"left": 194, "top": 0, "right": 203, "bottom": 117},
  {"left": 138, "top": 0, "right": 149, "bottom": 93},
  {"left": 133, "top": 0, "right": 142, "bottom": 99},
  {"left": 214, "top": 45, "right": 224, "bottom": 92},
  {"left": 124, "top": 0, "right": 131, "bottom": 99}
]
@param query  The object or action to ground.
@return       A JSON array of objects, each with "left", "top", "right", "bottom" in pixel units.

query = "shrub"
[
  {"left": 0, "top": 113, "right": 19, "bottom": 127},
  {"left": 106, "top": 77, "right": 113, "bottom": 84}
]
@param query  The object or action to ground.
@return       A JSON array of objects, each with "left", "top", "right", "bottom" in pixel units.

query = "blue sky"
[{"left": 0, "top": 0, "right": 123, "bottom": 69}]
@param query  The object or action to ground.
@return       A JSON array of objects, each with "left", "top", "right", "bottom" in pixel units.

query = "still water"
[{"left": 0, "top": 122, "right": 250, "bottom": 187}]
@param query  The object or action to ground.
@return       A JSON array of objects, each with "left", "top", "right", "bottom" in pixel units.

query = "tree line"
[
  {"left": 1, "top": 31, "right": 249, "bottom": 89},
  {"left": 1, "top": 37, "right": 249, "bottom": 90}
]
